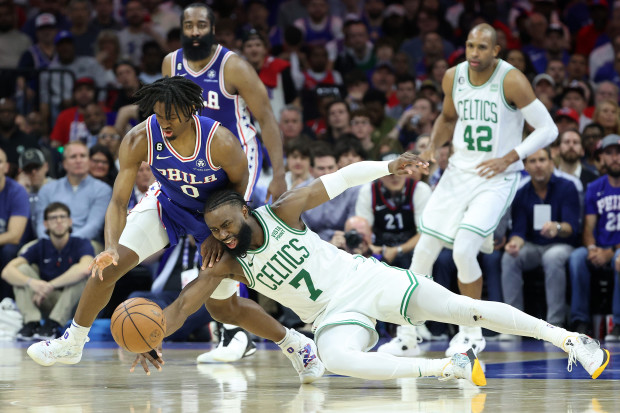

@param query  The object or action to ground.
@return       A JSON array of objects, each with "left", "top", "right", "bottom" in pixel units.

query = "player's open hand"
[
  {"left": 130, "top": 346, "right": 164, "bottom": 376},
  {"left": 419, "top": 148, "right": 436, "bottom": 163},
  {"left": 476, "top": 157, "right": 511, "bottom": 179},
  {"left": 266, "top": 175, "right": 287, "bottom": 203},
  {"left": 201, "top": 235, "right": 224, "bottom": 270},
  {"left": 388, "top": 152, "right": 430, "bottom": 176},
  {"left": 88, "top": 248, "right": 119, "bottom": 281}
]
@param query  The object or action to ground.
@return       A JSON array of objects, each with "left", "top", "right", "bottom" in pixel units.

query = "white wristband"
[{"left": 320, "top": 161, "right": 391, "bottom": 199}]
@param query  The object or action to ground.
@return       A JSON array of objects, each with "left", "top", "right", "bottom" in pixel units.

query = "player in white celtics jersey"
[
  {"left": 131, "top": 153, "right": 608, "bottom": 385},
  {"left": 379, "top": 23, "right": 560, "bottom": 358}
]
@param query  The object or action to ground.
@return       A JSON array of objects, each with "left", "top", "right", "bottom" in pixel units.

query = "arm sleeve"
[
  {"left": 321, "top": 160, "right": 391, "bottom": 199},
  {"left": 514, "top": 99, "right": 558, "bottom": 160},
  {"left": 412, "top": 181, "right": 432, "bottom": 227},
  {"left": 354, "top": 183, "right": 374, "bottom": 227}
]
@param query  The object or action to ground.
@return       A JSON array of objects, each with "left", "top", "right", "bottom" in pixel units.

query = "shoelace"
[{"left": 567, "top": 345, "right": 577, "bottom": 373}]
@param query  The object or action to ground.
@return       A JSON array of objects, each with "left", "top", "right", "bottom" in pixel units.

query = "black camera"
[{"left": 344, "top": 230, "right": 363, "bottom": 250}]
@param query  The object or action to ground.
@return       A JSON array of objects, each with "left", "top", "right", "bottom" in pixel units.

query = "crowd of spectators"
[{"left": 2, "top": 0, "right": 620, "bottom": 344}]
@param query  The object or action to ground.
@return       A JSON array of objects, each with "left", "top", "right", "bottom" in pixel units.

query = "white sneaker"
[
  {"left": 564, "top": 335, "right": 610, "bottom": 379},
  {"left": 440, "top": 348, "right": 487, "bottom": 387},
  {"left": 445, "top": 331, "right": 486, "bottom": 357},
  {"left": 27, "top": 328, "right": 90, "bottom": 367},
  {"left": 377, "top": 325, "right": 422, "bottom": 356},
  {"left": 281, "top": 330, "right": 325, "bottom": 384},
  {"left": 197, "top": 327, "right": 256, "bottom": 363}
]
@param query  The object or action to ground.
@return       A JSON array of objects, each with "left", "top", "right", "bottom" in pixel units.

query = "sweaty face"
[
  {"left": 152, "top": 101, "right": 194, "bottom": 141},
  {"left": 466, "top": 29, "right": 498, "bottom": 73},
  {"left": 181, "top": 7, "right": 215, "bottom": 62},
  {"left": 206, "top": 207, "right": 253, "bottom": 257}
]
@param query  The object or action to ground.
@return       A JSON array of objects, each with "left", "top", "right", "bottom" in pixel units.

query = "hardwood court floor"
[{"left": 1, "top": 340, "right": 619, "bottom": 413}]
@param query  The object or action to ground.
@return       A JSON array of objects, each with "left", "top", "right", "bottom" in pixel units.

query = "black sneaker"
[
  {"left": 604, "top": 324, "right": 620, "bottom": 342},
  {"left": 573, "top": 321, "right": 591, "bottom": 336},
  {"left": 34, "top": 320, "right": 61, "bottom": 340},
  {"left": 16, "top": 322, "right": 40, "bottom": 341}
]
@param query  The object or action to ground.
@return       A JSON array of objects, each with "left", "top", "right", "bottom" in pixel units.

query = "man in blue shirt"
[
  {"left": 570, "top": 134, "right": 620, "bottom": 338},
  {"left": 0, "top": 148, "right": 30, "bottom": 299},
  {"left": 34, "top": 141, "right": 111, "bottom": 243},
  {"left": 502, "top": 148, "right": 580, "bottom": 328},
  {"left": 1, "top": 202, "right": 93, "bottom": 340}
]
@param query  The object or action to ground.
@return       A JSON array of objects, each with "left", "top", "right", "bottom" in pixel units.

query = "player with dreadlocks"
[{"left": 27, "top": 76, "right": 325, "bottom": 383}]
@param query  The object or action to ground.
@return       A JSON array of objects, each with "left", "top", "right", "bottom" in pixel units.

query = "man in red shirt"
[{"left": 49, "top": 77, "right": 97, "bottom": 148}]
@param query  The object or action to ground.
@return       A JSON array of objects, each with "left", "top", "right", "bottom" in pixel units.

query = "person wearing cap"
[
  {"left": 0, "top": 1, "right": 31, "bottom": 69},
  {"left": 569, "top": 133, "right": 620, "bottom": 340},
  {"left": 1, "top": 201, "right": 94, "bottom": 341},
  {"left": 370, "top": 61, "right": 398, "bottom": 107},
  {"left": 0, "top": 98, "right": 41, "bottom": 177},
  {"left": 555, "top": 107, "right": 581, "bottom": 135},
  {"left": 384, "top": 24, "right": 559, "bottom": 358},
  {"left": 502, "top": 148, "right": 580, "bottom": 332},
  {"left": 16, "top": 13, "right": 58, "bottom": 111},
  {"left": 21, "top": 3, "right": 70, "bottom": 43},
  {"left": 533, "top": 73, "right": 557, "bottom": 111},
  {"left": 49, "top": 77, "right": 98, "bottom": 148},
  {"left": 561, "top": 81, "right": 592, "bottom": 131},
  {"left": 39, "top": 30, "right": 106, "bottom": 130},
  {"left": 0, "top": 148, "right": 30, "bottom": 300},
  {"left": 16, "top": 148, "right": 53, "bottom": 236}
]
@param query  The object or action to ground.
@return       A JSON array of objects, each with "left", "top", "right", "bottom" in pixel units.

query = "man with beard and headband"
[
  {"left": 569, "top": 134, "right": 620, "bottom": 337},
  {"left": 381, "top": 24, "right": 559, "bottom": 358},
  {"left": 26, "top": 77, "right": 324, "bottom": 384},
  {"left": 130, "top": 153, "right": 609, "bottom": 384},
  {"left": 162, "top": 2, "right": 288, "bottom": 362}
]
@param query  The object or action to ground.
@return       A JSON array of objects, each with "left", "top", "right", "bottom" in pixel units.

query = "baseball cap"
[
  {"left": 419, "top": 79, "right": 440, "bottom": 93},
  {"left": 563, "top": 80, "right": 587, "bottom": 100},
  {"left": 54, "top": 30, "right": 73, "bottom": 45},
  {"left": 599, "top": 134, "right": 620, "bottom": 150},
  {"left": 375, "top": 61, "right": 395, "bottom": 73},
  {"left": 384, "top": 4, "right": 405, "bottom": 18},
  {"left": 19, "top": 148, "right": 46, "bottom": 170},
  {"left": 74, "top": 77, "right": 95, "bottom": 89},
  {"left": 533, "top": 73, "right": 555, "bottom": 88},
  {"left": 554, "top": 107, "right": 580, "bottom": 123},
  {"left": 546, "top": 24, "right": 563, "bottom": 36},
  {"left": 35, "top": 13, "right": 57, "bottom": 29}
]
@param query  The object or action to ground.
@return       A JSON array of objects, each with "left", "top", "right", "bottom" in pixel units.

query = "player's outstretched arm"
[
  {"left": 89, "top": 124, "right": 149, "bottom": 280},
  {"left": 272, "top": 153, "right": 429, "bottom": 229}
]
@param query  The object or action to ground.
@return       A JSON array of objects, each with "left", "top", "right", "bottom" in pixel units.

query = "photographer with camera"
[
  {"left": 330, "top": 216, "right": 378, "bottom": 259},
  {"left": 387, "top": 96, "right": 437, "bottom": 150},
  {"left": 354, "top": 152, "right": 432, "bottom": 269}
]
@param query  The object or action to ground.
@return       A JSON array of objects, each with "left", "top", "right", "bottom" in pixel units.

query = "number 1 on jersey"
[{"left": 289, "top": 269, "right": 323, "bottom": 301}]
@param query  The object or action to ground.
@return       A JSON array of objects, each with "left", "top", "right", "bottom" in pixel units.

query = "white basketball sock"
[{"left": 68, "top": 319, "right": 90, "bottom": 341}]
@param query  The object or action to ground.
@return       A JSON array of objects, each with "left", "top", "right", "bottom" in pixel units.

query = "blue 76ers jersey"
[
  {"left": 146, "top": 114, "right": 229, "bottom": 212},
  {"left": 170, "top": 45, "right": 257, "bottom": 149}
]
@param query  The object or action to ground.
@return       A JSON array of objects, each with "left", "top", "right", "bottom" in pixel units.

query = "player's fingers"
[
  {"left": 141, "top": 357, "right": 151, "bottom": 375},
  {"left": 130, "top": 355, "right": 140, "bottom": 373},
  {"left": 98, "top": 267, "right": 104, "bottom": 281},
  {"left": 208, "top": 252, "right": 217, "bottom": 268}
]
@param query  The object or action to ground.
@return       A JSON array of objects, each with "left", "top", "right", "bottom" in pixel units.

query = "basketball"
[{"left": 110, "top": 298, "right": 167, "bottom": 353}]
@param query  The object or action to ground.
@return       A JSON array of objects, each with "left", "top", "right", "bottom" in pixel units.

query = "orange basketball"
[{"left": 110, "top": 297, "right": 167, "bottom": 353}]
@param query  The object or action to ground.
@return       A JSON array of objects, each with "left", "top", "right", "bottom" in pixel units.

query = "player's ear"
[{"left": 493, "top": 44, "right": 501, "bottom": 57}]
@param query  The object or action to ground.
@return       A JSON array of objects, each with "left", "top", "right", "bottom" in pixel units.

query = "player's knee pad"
[
  {"left": 410, "top": 234, "right": 443, "bottom": 274},
  {"left": 452, "top": 236, "right": 482, "bottom": 284}
]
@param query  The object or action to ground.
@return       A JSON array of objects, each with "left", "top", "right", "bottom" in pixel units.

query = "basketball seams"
[
  {"left": 111, "top": 298, "right": 166, "bottom": 353},
  {"left": 124, "top": 312, "right": 153, "bottom": 353}
]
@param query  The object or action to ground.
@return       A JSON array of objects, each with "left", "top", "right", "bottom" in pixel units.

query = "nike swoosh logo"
[
  {"left": 178, "top": 73, "right": 187, "bottom": 76},
  {"left": 375, "top": 205, "right": 387, "bottom": 211},
  {"left": 156, "top": 155, "right": 172, "bottom": 160},
  {"left": 43, "top": 259, "right": 52, "bottom": 263}
]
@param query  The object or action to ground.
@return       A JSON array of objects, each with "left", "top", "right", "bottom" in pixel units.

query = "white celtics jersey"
[
  {"left": 450, "top": 59, "right": 524, "bottom": 173},
  {"left": 235, "top": 206, "right": 358, "bottom": 323}
]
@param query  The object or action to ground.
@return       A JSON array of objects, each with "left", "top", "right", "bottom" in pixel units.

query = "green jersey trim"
[
  {"left": 314, "top": 320, "right": 376, "bottom": 338},
  {"left": 500, "top": 67, "right": 518, "bottom": 111},
  {"left": 235, "top": 257, "right": 255, "bottom": 288},
  {"left": 247, "top": 211, "right": 270, "bottom": 254},
  {"left": 266, "top": 205, "right": 307, "bottom": 235},
  {"left": 399, "top": 270, "right": 419, "bottom": 325},
  {"left": 466, "top": 59, "right": 503, "bottom": 89},
  {"left": 419, "top": 218, "right": 455, "bottom": 244}
]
